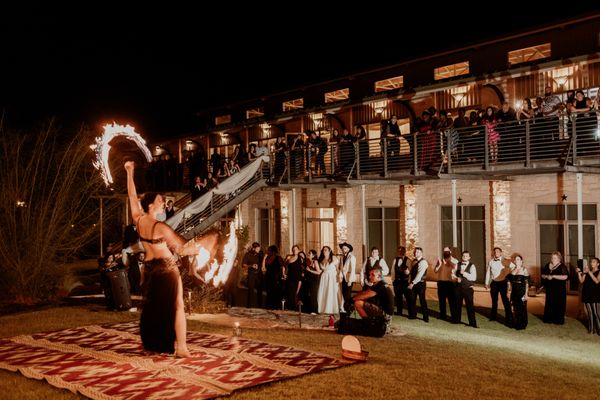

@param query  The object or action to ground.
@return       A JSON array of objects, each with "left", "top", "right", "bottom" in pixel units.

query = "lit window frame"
[
  {"left": 246, "top": 108, "right": 265, "bottom": 119},
  {"left": 508, "top": 43, "right": 551, "bottom": 67},
  {"left": 215, "top": 114, "right": 231, "bottom": 125},
  {"left": 282, "top": 98, "right": 304, "bottom": 112},
  {"left": 374, "top": 76, "right": 404, "bottom": 93},
  {"left": 434, "top": 61, "right": 470, "bottom": 81},
  {"left": 324, "top": 88, "right": 350, "bottom": 103}
]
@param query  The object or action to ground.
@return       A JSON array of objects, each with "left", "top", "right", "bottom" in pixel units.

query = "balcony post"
[
  {"left": 383, "top": 138, "right": 388, "bottom": 177},
  {"left": 286, "top": 150, "right": 291, "bottom": 184},
  {"left": 571, "top": 114, "right": 578, "bottom": 166},
  {"left": 525, "top": 120, "right": 531, "bottom": 168},
  {"left": 413, "top": 132, "right": 418, "bottom": 175},
  {"left": 447, "top": 129, "right": 453, "bottom": 174},
  {"left": 484, "top": 125, "right": 489, "bottom": 170},
  {"left": 355, "top": 142, "right": 361, "bottom": 180}
]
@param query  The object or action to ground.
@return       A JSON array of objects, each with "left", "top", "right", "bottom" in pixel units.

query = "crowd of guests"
[
  {"left": 146, "top": 86, "right": 599, "bottom": 192},
  {"left": 227, "top": 240, "right": 600, "bottom": 335}
]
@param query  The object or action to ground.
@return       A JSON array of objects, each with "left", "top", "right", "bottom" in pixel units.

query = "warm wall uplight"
[
  {"left": 325, "top": 88, "right": 349, "bottom": 103},
  {"left": 434, "top": 61, "right": 469, "bottom": 80},
  {"left": 261, "top": 123, "right": 271, "bottom": 135},
  {"left": 370, "top": 100, "right": 388, "bottom": 115},
  {"left": 551, "top": 66, "right": 574, "bottom": 91},
  {"left": 310, "top": 113, "right": 323, "bottom": 128},
  {"left": 450, "top": 85, "right": 469, "bottom": 105},
  {"left": 375, "top": 75, "right": 404, "bottom": 93}
]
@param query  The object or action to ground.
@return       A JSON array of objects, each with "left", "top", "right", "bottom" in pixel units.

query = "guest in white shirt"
[
  {"left": 339, "top": 242, "right": 357, "bottom": 311},
  {"left": 361, "top": 247, "right": 389, "bottom": 287},
  {"left": 485, "top": 247, "right": 513, "bottom": 326},
  {"left": 408, "top": 247, "right": 429, "bottom": 322},
  {"left": 452, "top": 250, "right": 477, "bottom": 328}
]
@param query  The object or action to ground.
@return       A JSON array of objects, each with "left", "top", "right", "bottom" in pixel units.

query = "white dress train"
[{"left": 318, "top": 261, "right": 340, "bottom": 314}]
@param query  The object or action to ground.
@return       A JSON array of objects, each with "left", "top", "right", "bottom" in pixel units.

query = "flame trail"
[
  {"left": 193, "top": 223, "right": 238, "bottom": 287},
  {"left": 90, "top": 123, "right": 153, "bottom": 187}
]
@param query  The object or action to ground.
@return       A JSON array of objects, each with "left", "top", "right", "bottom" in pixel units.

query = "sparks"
[{"left": 90, "top": 123, "right": 153, "bottom": 187}]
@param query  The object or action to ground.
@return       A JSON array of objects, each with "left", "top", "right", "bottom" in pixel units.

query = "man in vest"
[
  {"left": 408, "top": 247, "right": 429, "bottom": 322},
  {"left": 434, "top": 246, "right": 458, "bottom": 322},
  {"left": 452, "top": 250, "right": 478, "bottom": 328},
  {"left": 485, "top": 247, "right": 513, "bottom": 327},
  {"left": 391, "top": 246, "right": 411, "bottom": 316},
  {"left": 339, "top": 242, "right": 357, "bottom": 312},
  {"left": 361, "top": 247, "right": 389, "bottom": 287}
]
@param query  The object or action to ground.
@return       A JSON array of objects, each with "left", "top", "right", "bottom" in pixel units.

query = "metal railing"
[
  {"left": 173, "top": 159, "right": 268, "bottom": 238},
  {"left": 270, "top": 112, "right": 600, "bottom": 183}
]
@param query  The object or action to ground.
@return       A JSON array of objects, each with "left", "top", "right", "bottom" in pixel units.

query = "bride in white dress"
[{"left": 317, "top": 246, "right": 341, "bottom": 314}]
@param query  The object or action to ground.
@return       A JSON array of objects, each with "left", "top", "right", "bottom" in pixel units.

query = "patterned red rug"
[{"left": 0, "top": 321, "right": 353, "bottom": 399}]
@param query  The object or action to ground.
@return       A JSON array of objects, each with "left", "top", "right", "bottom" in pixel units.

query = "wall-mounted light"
[
  {"left": 371, "top": 100, "right": 387, "bottom": 115},
  {"left": 261, "top": 123, "right": 271, "bottom": 135},
  {"left": 450, "top": 85, "right": 468, "bottom": 105},
  {"left": 311, "top": 113, "right": 323, "bottom": 128}
]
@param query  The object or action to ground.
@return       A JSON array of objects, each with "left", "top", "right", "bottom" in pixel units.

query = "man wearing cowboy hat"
[{"left": 339, "top": 242, "right": 357, "bottom": 311}]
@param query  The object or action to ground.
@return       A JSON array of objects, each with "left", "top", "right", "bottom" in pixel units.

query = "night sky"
[{"left": 2, "top": 4, "right": 600, "bottom": 140}]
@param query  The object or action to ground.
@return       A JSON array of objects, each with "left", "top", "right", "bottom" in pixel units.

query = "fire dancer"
[{"left": 125, "top": 161, "right": 217, "bottom": 358}]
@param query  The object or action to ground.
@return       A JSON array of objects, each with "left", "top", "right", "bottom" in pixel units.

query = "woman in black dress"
[
  {"left": 262, "top": 245, "right": 283, "bottom": 310},
  {"left": 508, "top": 254, "right": 529, "bottom": 330},
  {"left": 283, "top": 245, "right": 304, "bottom": 310},
  {"left": 304, "top": 249, "right": 322, "bottom": 314},
  {"left": 577, "top": 257, "right": 600, "bottom": 334},
  {"left": 541, "top": 251, "right": 569, "bottom": 325}
]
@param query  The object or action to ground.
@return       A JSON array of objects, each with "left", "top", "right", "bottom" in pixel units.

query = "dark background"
[{"left": 2, "top": 3, "right": 599, "bottom": 140}]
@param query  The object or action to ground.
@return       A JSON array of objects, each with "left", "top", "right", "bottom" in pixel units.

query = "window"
[
  {"left": 434, "top": 61, "right": 470, "bottom": 80},
  {"left": 537, "top": 204, "right": 597, "bottom": 291},
  {"left": 215, "top": 115, "right": 231, "bottom": 125},
  {"left": 257, "top": 208, "right": 280, "bottom": 247},
  {"left": 441, "top": 205, "right": 486, "bottom": 282},
  {"left": 374, "top": 76, "right": 404, "bottom": 92},
  {"left": 367, "top": 207, "right": 399, "bottom": 267},
  {"left": 508, "top": 43, "right": 551, "bottom": 67},
  {"left": 283, "top": 98, "right": 304, "bottom": 112},
  {"left": 325, "top": 88, "right": 349, "bottom": 103},
  {"left": 246, "top": 108, "right": 264, "bottom": 119},
  {"left": 305, "top": 208, "right": 334, "bottom": 251}
]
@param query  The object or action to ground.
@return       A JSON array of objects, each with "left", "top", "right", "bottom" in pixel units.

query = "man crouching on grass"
[{"left": 353, "top": 267, "right": 388, "bottom": 318}]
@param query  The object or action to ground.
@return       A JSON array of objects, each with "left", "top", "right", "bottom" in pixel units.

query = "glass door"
[{"left": 305, "top": 208, "right": 334, "bottom": 252}]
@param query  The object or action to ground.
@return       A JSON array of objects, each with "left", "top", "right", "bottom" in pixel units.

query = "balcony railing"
[{"left": 271, "top": 111, "right": 600, "bottom": 183}]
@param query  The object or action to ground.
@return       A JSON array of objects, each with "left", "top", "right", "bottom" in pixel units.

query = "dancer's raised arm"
[{"left": 125, "top": 161, "right": 143, "bottom": 222}]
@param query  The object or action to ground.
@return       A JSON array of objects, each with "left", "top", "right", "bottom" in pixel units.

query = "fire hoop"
[{"left": 90, "top": 123, "right": 153, "bottom": 187}]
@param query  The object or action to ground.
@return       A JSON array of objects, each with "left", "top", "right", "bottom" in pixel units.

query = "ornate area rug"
[{"left": 0, "top": 321, "right": 353, "bottom": 399}]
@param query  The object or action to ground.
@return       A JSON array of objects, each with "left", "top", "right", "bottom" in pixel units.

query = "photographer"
[{"left": 353, "top": 267, "right": 388, "bottom": 319}]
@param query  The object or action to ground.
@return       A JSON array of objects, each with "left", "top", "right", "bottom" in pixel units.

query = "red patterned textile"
[{"left": 0, "top": 321, "right": 353, "bottom": 399}]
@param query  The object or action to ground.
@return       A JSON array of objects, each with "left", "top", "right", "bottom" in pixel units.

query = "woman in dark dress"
[
  {"left": 541, "top": 251, "right": 569, "bottom": 325},
  {"left": 578, "top": 257, "right": 600, "bottom": 334},
  {"left": 304, "top": 249, "right": 322, "bottom": 314},
  {"left": 262, "top": 245, "right": 283, "bottom": 310},
  {"left": 283, "top": 245, "right": 304, "bottom": 310},
  {"left": 508, "top": 254, "right": 529, "bottom": 330},
  {"left": 126, "top": 161, "right": 217, "bottom": 357}
]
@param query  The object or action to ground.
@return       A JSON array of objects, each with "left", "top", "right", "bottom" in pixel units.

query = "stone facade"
[{"left": 238, "top": 172, "right": 600, "bottom": 284}]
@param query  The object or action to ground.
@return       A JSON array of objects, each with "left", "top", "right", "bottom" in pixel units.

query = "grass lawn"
[{"left": 0, "top": 303, "right": 599, "bottom": 400}]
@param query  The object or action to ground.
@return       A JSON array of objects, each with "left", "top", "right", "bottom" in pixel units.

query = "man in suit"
[{"left": 339, "top": 242, "right": 356, "bottom": 312}]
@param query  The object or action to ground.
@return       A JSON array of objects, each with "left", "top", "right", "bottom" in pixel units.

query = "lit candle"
[{"left": 233, "top": 321, "right": 241, "bottom": 337}]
